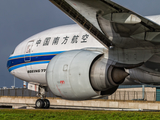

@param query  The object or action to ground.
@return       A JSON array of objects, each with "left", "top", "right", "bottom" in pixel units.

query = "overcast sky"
[{"left": 1, "top": 0, "right": 160, "bottom": 88}]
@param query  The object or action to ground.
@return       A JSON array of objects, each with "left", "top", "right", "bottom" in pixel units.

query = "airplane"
[{"left": 7, "top": 0, "right": 160, "bottom": 109}]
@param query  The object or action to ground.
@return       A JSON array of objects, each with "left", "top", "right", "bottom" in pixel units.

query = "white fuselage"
[
  {"left": 7, "top": 15, "right": 160, "bottom": 86},
  {"left": 7, "top": 24, "right": 103, "bottom": 85}
]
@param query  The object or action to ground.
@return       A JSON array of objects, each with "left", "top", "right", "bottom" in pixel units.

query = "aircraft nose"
[
  {"left": 7, "top": 57, "right": 15, "bottom": 76},
  {"left": 7, "top": 54, "right": 15, "bottom": 73},
  {"left": 7, "top": 57, "right": 11, "bottom": 72}
]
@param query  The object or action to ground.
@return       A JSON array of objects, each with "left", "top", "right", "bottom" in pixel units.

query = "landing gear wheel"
[
  {"left": 35, "top": 99, "right": 44, "bottom": 108},
  {"left": 35, "top": 86, "right": 50, "bottom": 109},
  {"left": 43, "top": 99, "right": 50, "bottom": 109}
]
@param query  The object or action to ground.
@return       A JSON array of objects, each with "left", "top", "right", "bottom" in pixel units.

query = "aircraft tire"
[
  {"left": 35, "top": 99, "right": 44, "bottom": 108},
  {"left": 43, "top": 99, "right": 50, "bottom": 109}
]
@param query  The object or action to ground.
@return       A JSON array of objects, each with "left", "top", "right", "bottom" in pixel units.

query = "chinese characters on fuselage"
[{"left": 36, "top": 34, "right": 89, "bottom": 47}]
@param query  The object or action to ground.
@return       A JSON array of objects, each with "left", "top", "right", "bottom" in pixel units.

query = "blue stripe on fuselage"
[
  {"left": 8, "top": 51, "right": 64, "bottom": 60},
  {"left": 8, "top": 61, "right": 50, "bottom": 72},
  {"left": 7, "top": 51, "right": 65, "bottom": 72}
]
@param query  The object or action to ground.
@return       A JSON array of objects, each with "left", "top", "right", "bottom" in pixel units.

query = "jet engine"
[{"left": 46, "top": 50, "right": 128, "bottom": 100}]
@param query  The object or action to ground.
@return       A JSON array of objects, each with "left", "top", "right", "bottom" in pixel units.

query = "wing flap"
[
  {"left": 104, "top": 0, "right": 160, "bottom": 30},
  {"left": 102, "top": 0, "right": 160, "bottom": 41}
]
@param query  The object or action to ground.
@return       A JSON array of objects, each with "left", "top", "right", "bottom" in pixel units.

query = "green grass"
[{"left": 0, "top": 109, "right": 160, "bottom": 120}]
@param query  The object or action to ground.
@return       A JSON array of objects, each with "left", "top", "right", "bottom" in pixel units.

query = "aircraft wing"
[{"left": 49, "top": 0, "right": 160, "bottom": 48}]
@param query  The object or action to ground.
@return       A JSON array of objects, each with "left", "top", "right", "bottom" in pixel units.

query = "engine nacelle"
[{"left": 46, "top": 50, "right": 128, "bottom": 100}]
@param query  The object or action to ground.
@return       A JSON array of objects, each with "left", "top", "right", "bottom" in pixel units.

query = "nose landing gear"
[{"left": 35, "top": 86, "right": 50, "bottom": 109}]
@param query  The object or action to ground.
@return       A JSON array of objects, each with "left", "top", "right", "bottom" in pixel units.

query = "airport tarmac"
[{"left": 0, "top": 103, "right": 160, "bottom": 112}]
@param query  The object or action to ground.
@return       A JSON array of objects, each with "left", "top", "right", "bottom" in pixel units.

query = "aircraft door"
[
  {"left": 24, "top": 41, "right": 34, "bottom": 62},
  {"left": 24, "top": 40, "right": 34, "bottom": 79}
]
